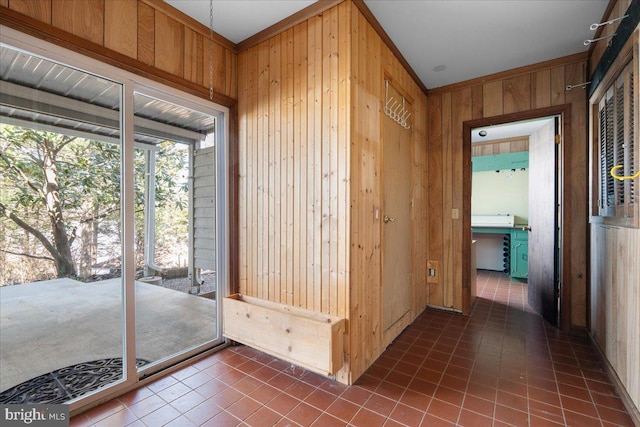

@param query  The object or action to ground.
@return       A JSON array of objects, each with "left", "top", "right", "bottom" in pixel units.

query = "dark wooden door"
[{"left": 528, "top": 118, "right": 559, "bottom": 326}]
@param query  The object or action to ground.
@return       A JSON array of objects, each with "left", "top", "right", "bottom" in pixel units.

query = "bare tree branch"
[
  {"left": 0, "top": 202, "right": 61, "bottom": 264},
  {"left": 0, "top": 249, "right": 55, "bottom": 262}
]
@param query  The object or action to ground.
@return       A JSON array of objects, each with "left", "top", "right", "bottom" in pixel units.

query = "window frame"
[{"left": 590, "top": 31, "right": 639, "bottom": 228}]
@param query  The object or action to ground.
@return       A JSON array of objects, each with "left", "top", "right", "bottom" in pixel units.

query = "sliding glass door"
[
  {"left": 0, "top": 29, "right": 227, "bottom": 409},
  {"left": 0, "top": 46, "right": 126, "bottom": 403},
  {"left": 132, "top": 92, "right": 223, "bottom": 376}
]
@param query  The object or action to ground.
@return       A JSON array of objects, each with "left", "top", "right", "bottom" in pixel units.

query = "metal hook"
[
  {"left": 590, "top": 15, "right": 628, "bottom": 31},
  {"left": 566, "top": 81, "right": 591, "bottom": 91},
  {"left": 584, "top": 34, "right": 616, "bottom": 46}
]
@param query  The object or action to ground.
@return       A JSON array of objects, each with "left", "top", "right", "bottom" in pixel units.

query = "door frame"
[{"left": 462, "top": 104, "right": 572, "bottom": 332}]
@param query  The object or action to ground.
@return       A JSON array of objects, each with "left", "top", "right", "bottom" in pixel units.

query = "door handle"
[
  {"left": 523, "top": 226, "right": 532, "bottom": 232},
  {"left": 383, "top": 215, "right": 396, "bottom": 223}
]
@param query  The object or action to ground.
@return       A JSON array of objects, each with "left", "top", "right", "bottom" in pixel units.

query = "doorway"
[{"left": 464, "top": 106, "right": 570, "bottom": 329}]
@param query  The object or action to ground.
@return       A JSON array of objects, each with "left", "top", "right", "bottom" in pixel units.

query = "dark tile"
[
  {"left": 244, "top": 407, "right": 282, "bottom": 427},
  {"left": 457, "top": 408, "right": 492, "bottom": 427},
  {"left": 286, "top": 402, "right": 322, "bottom": 426},
  {"left": 427, "top": 398, "right": 460, "bottom": 424},
  {"left": 389, "top": 403, "right": 424, "bottom": 426},
  {"left": 325, "top": 398, "right": 359, "bottom": 422}
]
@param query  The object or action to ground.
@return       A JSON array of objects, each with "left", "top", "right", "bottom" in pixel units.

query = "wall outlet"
[{"left": 427, "top": 260, "right": 439, "bottom": 284}]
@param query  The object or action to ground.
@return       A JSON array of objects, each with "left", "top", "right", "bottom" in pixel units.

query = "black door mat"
[{"left": 0, "top": 358, "right": 149, "bottom": 404}]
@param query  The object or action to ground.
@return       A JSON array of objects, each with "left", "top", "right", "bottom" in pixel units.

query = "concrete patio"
[{"left": 0, "top": 278, "right": 217, "bottom": 393}]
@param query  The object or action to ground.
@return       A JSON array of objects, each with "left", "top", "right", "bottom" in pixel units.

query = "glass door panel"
[
  {"left": 133, "top": 93, "right": 220, "bottom": 372},
  {"left": 0, "top": 45, "right": 124, "bottom": 403}
]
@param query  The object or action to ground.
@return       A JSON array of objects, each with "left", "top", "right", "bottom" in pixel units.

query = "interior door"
[
  {"left": 382, "top": 83, "right": 412, "bottom": 331},
  {"left": 528, "top": 117, "right": 559, "bottom": 326}
]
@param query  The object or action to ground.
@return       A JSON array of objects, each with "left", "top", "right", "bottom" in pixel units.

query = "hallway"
[{"left": 71, "top": 271, "right": 634, "bottom": 426}]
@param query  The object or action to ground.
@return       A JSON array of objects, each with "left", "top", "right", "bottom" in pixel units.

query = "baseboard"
[{"left": 589, "top": 333, "right": 640, "bottom": 426}]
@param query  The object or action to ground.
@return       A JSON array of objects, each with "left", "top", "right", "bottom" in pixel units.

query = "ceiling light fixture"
[{"left": 433, "top": 64, "right": 447, "bottom": 73}]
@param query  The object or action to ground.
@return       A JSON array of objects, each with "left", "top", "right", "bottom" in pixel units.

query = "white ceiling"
[
  {"left": 165, "top": 0, "right": 609, "bottom": 89},
  {"left": 471, "top": 117, "right": 555, "bottom": 143}
]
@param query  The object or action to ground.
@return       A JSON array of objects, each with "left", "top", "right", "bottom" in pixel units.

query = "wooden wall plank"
[
  {"left": 283, "top": 28, "right": 294, "bottom": 306},
  {"left": 104, "top": 0, "right": 137, "bottom": 59},
  {"left": 293, "top": 23, "right": 304, "bottom": 308},
  {"left": 427, "top": 94, "right": 444, "bottom": 308},
  {"left": 137, "top": 0, "right": 155, "bottom": 66},
  {"left": 52, "top": 0, "right": 104, "bottom": 45},
  {"left": 442, "top": 92, "right": 454, "bottom": 308},
  {"left": 183, "top": 28, "right": 202, "bottom": 85},
  {"left": 503, "top": 74, "right": 531, "bottom": 114},
  {"left": 483, "top": 81, "right": 503, "bottom": 117},
  {"left": 8, "top": 0, "right": 51, "bottom": 23},
  {"left": 532, "top": 69, "right": 551, "bottom": 110},
  {"left": 225, "top": 49, "right": 237, "bottom": 98},
  {"left": 155, "top": 11, "right": 184, "bottom": 77},
  {"left": 310, "top": 16, "right": 323, "bottom": 314},
  {"left": 258, "top": 40, "right": 269, "bottom": 301},
  {"left": 268, "top": 35, "right": 278, "bottom": 304},
  {"left": 238, "top": 49, "right": 248, "bottom": 295},
  {"left": 550, "top": 66, "right": 566, "bottom": 106},
  {"left": 270, "top": 34, "right": 282, "bottom": 304}
]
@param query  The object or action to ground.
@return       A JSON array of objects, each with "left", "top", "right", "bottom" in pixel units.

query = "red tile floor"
[{"left": 71, "top": 271, "right": 635, "bottom": 426}]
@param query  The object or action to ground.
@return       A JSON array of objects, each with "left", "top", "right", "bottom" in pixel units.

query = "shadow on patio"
[{"left": 0, "top": 278, "right": 217, "bottom": 402}]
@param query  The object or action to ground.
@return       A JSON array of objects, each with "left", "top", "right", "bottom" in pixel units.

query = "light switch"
[{"left": 452, "top": 208, "right": 459, "bottom": 219}]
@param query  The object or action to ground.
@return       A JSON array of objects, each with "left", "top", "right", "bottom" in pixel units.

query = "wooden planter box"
[{"left": 223, "top": 294, "right": 345, "bottom": 376}]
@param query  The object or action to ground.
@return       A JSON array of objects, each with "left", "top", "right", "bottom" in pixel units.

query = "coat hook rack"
[
  {"left": 590, "top": 14, "right": 628, "bottom": 31},
  {"left": 566, "top": 81, "right": 591, "bottom": 91},
  {"left": 610, "top": 165, "right": 640, "bottom": 181},
  {"left": 384, "top": 80, "right": 411, "bottom": 130}
]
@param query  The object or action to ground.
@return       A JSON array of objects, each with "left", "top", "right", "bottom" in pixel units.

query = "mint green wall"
[{"left": 471, "top": 168, "right": 529, "bottom": 223}]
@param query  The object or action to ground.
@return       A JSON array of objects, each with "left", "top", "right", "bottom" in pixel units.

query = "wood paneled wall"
[
  {"left": 427, "top": 55, "right": 589, "bottom": 328},
  {"left": 350, "top": 4, "right": 428, "bottom": 382},
  {"left": 237, "top": 0, "right": 428, "bottom": 384},
  {"left": 0, "top": 0, "right": 237, "bottom": 103},
  {"left": 238, "top": 2, "right": 352, "bottom": 381},
  {"left": 471, "top": 137, "right": 529, "bottom": 157},
  {"left": 590, "top": 225, "right": 640, "bottom": 413}
]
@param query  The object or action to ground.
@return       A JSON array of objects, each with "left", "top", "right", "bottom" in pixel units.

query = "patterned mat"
[{"left": 0, "top": 358, "right": 148, "bottom": 404}]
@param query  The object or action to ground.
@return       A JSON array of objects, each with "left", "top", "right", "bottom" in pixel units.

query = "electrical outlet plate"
[{"left": 427, "top": 260, "right": 439, "bottom": 284}]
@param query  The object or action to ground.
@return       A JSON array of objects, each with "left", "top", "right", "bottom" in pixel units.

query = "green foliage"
[{"left": 1, "top": 124, "right": 192, "bottom": 284}]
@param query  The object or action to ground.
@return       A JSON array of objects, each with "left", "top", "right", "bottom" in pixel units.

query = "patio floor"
[{"left": 0, "top": 278, "right": 217, "bottom": 393}]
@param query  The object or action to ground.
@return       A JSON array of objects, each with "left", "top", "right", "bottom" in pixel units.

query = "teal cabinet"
[
  {"left": 510, "top": 230, "right": 528, "bottom": 279},
  {"left": 471, "top": 227, "right": 529, "bottom": 280}
]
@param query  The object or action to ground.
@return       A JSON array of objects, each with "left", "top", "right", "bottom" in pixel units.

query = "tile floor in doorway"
[{"left": 71, "top": 271, "right": 635, "bottom": 426}]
